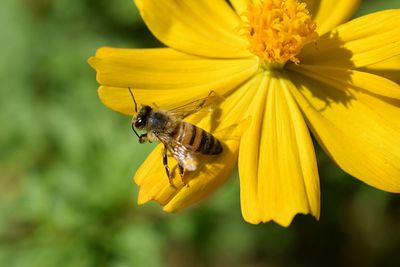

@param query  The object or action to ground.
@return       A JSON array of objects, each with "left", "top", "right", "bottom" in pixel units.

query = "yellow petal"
[
  {"left": 93, "top": 46, "right": 193, "bottom": 60},
  {"left": 300, "top": 10, "right": 400, "bottom": 68},
  {"left": 358, "top": 55, "right": 400, "bottom": 84},
  {"left": 239, "top": 73, "right": 320, "bottom": 226},
  {"left": 134, "top": 74, "right": 262, "bottom": 212},
  {"left": 89, "top": 48, "right": 258, "bottom": 115},
  {"left": 134, "top": 0, "right": 250, "bottom": 58},
  {"left": 229, "top": 0, "right": 248, "bottom": 15},
  {"left": 89, "top": 47, "right": 258, "bottom": 89},
  {"left": 237, "top": 74, "right": 269, "bottom": 223},
  {"left": 99, "top": 86, "right": 239, "bottom": 116},
  {"left": 289, "top": 71, "right": 400, "bottom": 193},
  {"left": 288, "top": 64, "right": 400, "bottom": 100},
  {"left": 304, "top": 0, "right": 361, "bottom": 35}
]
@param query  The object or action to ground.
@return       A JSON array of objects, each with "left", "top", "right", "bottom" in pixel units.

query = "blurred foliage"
[{"left": 0, "top": 0, "right": 399, "bottom": 267}]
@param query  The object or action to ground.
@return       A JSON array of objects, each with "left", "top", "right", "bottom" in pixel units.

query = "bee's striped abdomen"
[
  {"left": 196, "top": 130, "right": 223, "bottom": 155},
  {"left": 173, "top": 122, "right": 222, "bottom": 155}
]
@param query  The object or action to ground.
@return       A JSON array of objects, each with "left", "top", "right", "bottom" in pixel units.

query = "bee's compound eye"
[{"left": 135, "top": 118, "right": 145, "bottom": 128}]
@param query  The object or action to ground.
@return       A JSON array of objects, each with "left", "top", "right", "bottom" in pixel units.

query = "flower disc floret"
[{"left": 241, "top": 0, "right": 318, "bottom": 65}]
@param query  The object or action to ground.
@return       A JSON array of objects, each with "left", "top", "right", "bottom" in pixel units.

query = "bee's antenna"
[
  {"left": 131, "top": 123, "right": 140, "bottom": 139},
  {"left": 128, "top": 87, "right": 138, "bottom": 113},
  {"left": 128, "top": 87, "right": 140, "bottom": 139}
]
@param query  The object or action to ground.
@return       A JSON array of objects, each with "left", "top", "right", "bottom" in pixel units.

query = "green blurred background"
[{"left": 1, "top": 0, "right": 399, "bottom": 266}]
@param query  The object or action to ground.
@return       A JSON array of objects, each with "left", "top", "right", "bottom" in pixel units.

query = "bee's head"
[{"left": 134, "top": 105, "right": 152, "bottom": 129}]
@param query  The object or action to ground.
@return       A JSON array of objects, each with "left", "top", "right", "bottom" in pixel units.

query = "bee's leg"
[
  {"left": 197, "top": 90, "right": 215, "bottom": 110},
  {"left": 138, "top": 133, "right": 148, "bottom": 144},
  {"left": 178, "top": 164, "right": 189, "bottom": 187},
  {"left": 163, "top": 144, "right": 174, "bottom": 187}
]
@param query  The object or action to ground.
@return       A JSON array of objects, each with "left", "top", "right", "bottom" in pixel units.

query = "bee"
[{"left": 128, "top": 88, "right": 223, "bottom": 185}]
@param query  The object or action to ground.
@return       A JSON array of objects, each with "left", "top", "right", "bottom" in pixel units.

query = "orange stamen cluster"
[{"left": 241, "top": 0, "right": 318, "bottom": 65}]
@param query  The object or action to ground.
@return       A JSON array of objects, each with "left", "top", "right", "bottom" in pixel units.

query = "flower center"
[{"left": 240, "top": 0, "right": 318, "bottom": 67}]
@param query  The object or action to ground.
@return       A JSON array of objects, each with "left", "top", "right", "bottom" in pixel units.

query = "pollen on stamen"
[{"left": 240, "top": 0, "right": 318, "bottom": 67}]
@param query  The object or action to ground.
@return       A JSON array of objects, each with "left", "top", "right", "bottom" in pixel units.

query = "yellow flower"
[{"left": 89, "top": 0, "right": 400, "bottom": 226}]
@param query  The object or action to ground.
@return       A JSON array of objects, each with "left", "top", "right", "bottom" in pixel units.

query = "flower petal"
[
  {"left": 358, "top": 55, "right": 400, "bottom": 84},
  {"left": 89, "top": 48, "right": 258, "bottom": 115},
  {"left": 288, "top": 71, "right": 400, "bottom": 193},
  {"left": 89, "top": 47, "right": 258, "bottom": 89},
  {"left": 304, "top": 0, "right": 360, "bottom": 35},
  {"left": 134, "top": 74, "right": 262, "bottom": 212},
  {"left": 134, "top": 0, "right": 250, "bottom": 58},
  {"left": 239, "top": 73, "right": 320, "bottom": 226},
  {"left": 288, "top": 64, "right": 400, "bottom": 100},
  {"left": 236, "top": 75, "right": 268, "bottom": 223},
  {"left": 229, "top": 0, "right": 248, "bottom": 15},
  {"left": 300, "top": 10, "right": 400, "bottom": 68}
]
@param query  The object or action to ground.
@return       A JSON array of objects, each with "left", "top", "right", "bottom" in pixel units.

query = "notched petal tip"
[
  {"left": 88, "top": 46, "right": 112, "bottom": 68},
  {"left": 87, "top": 56, "right": 98, "bottom": 69},
  {"left": 277, "top": 212, "right": 320, "bottom": 228},
  {"left": 243, "top": 209, "right": 320, "bottom": 227}
]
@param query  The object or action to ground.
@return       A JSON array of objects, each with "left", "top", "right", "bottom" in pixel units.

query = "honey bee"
[{"left": 128, "top": 88, "right": 223, "bottom": 185}]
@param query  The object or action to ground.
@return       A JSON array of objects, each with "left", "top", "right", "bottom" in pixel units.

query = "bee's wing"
[
  {"left": 154, "top": 132, "right": 197, "bottom": 171},
  {"left": 168, "top": 91, "right": 223, "bottom": 119}
]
